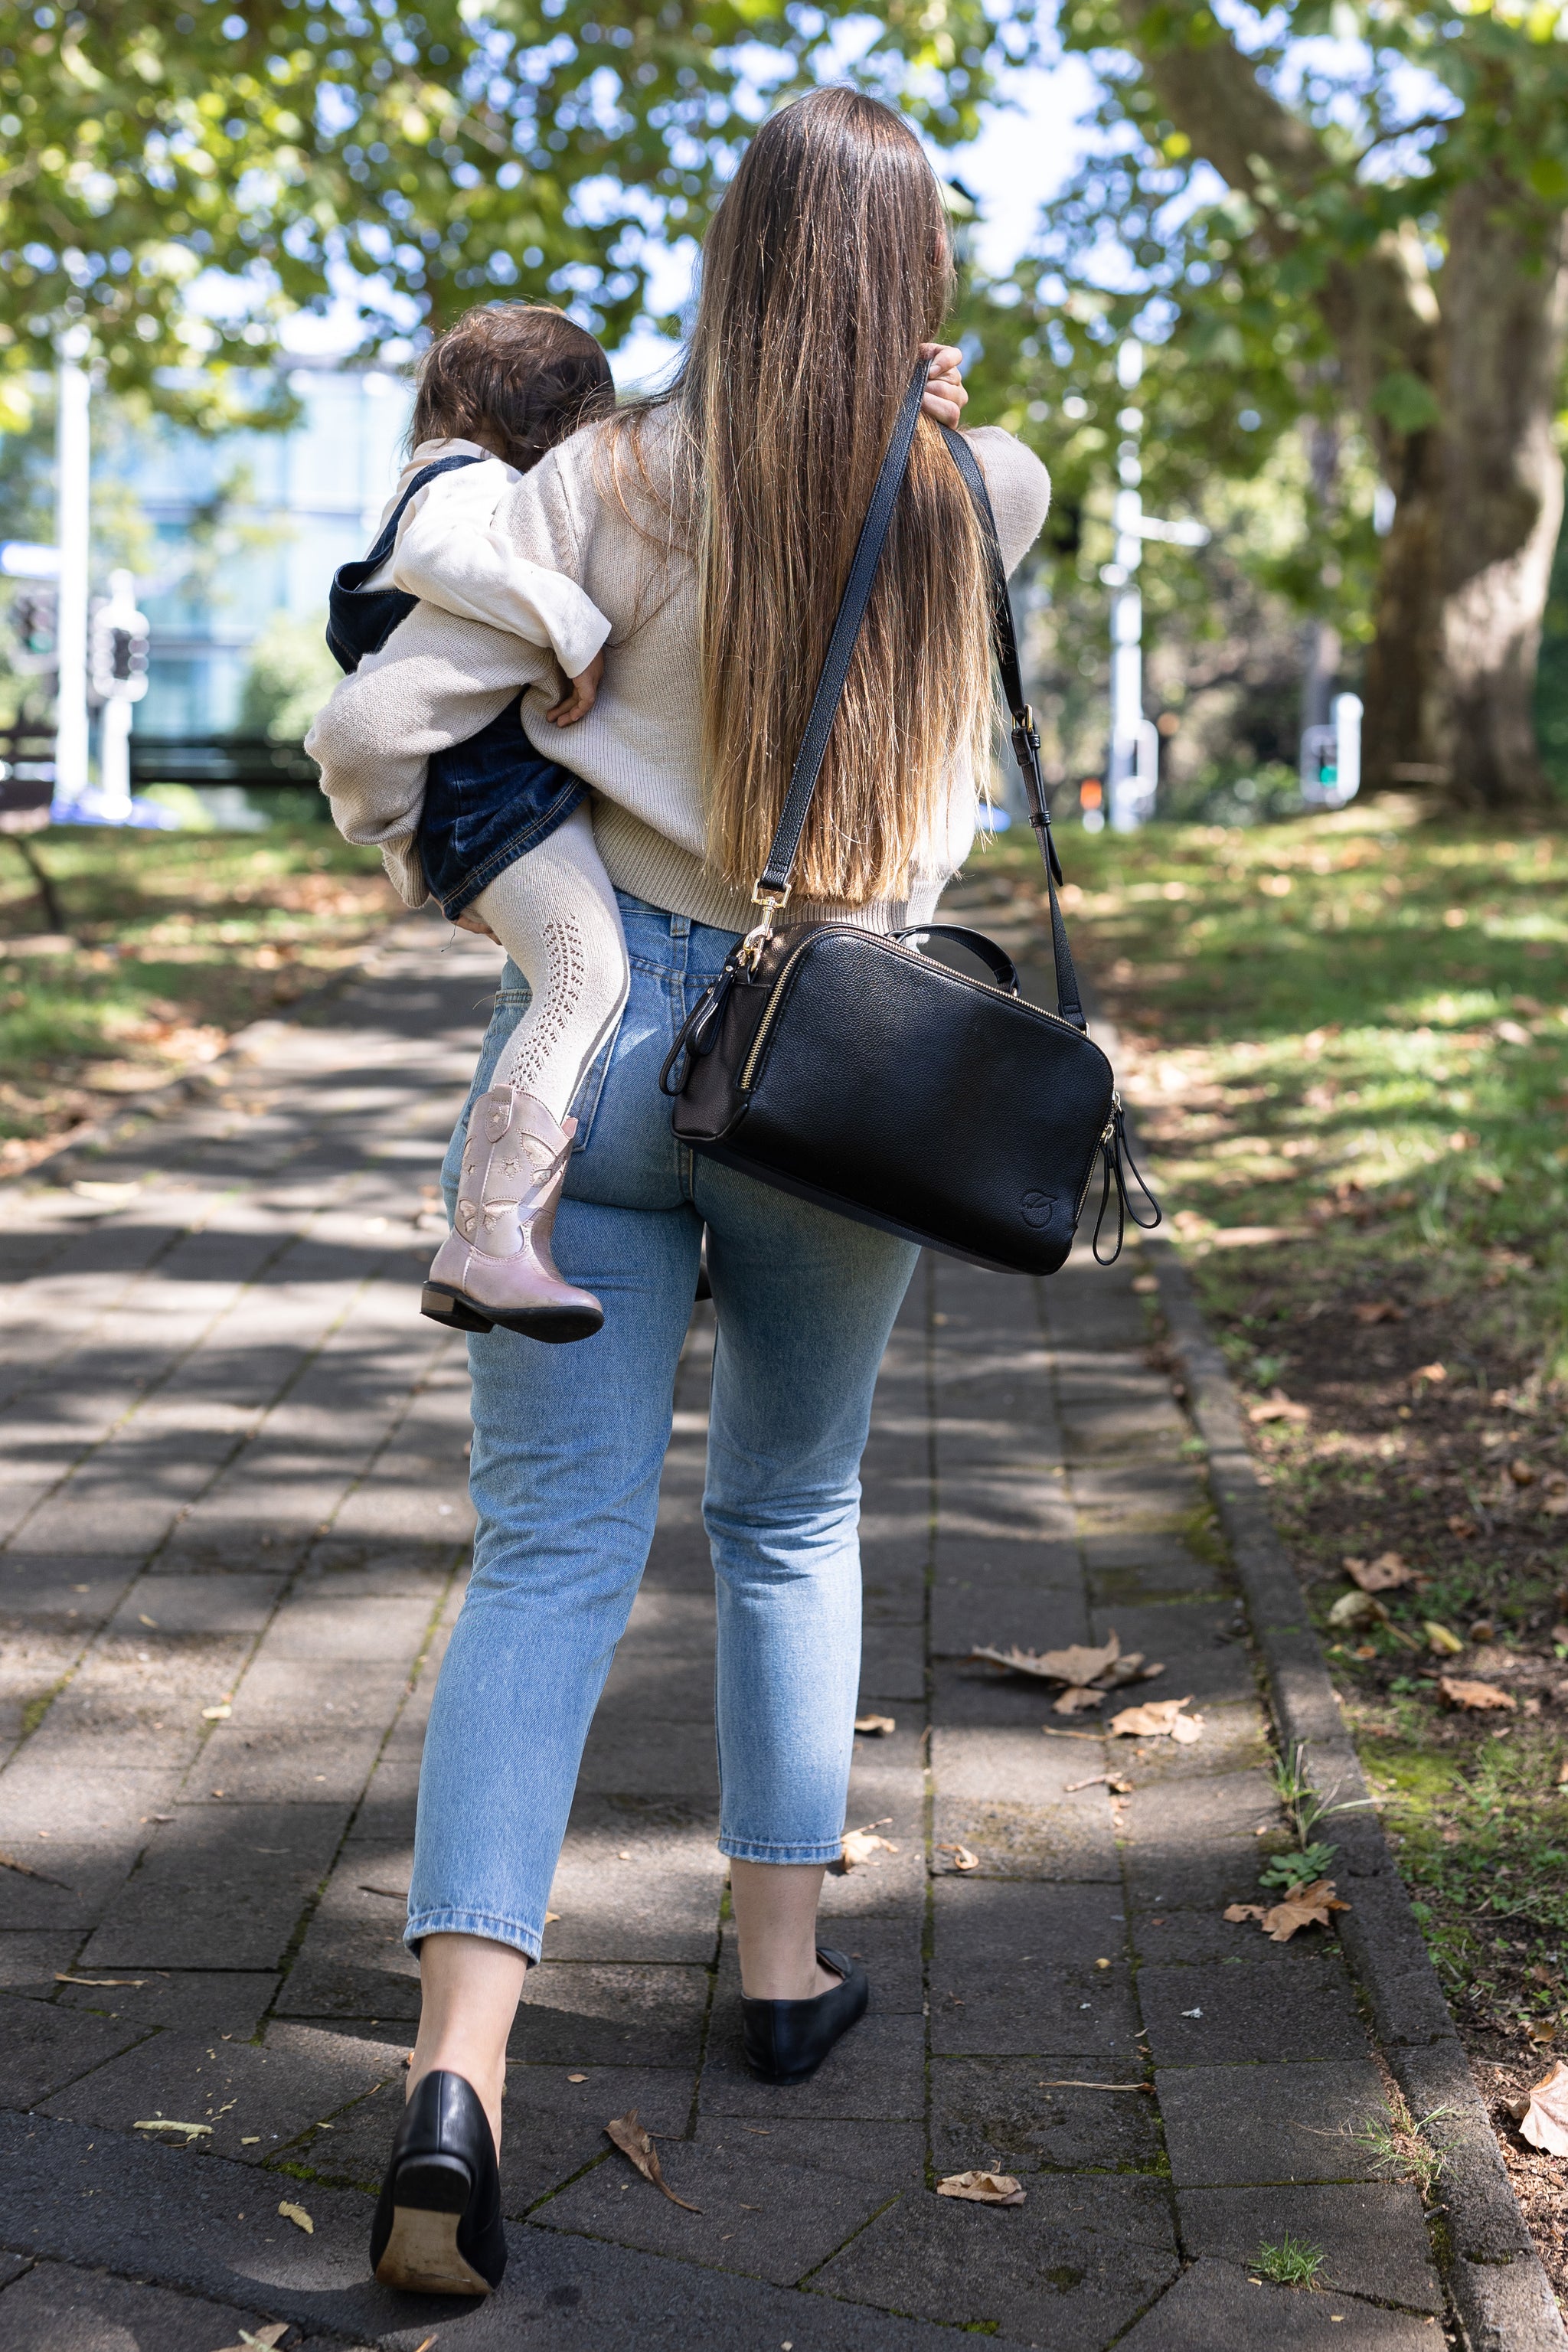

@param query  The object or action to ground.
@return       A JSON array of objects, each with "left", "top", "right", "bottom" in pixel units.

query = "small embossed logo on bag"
[{"left": 1021, "top": 1191, "right": 1057, "bottom": 1228}]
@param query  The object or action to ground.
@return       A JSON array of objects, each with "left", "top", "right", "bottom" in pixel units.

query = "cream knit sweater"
[{"left": 305, "top": 407, "right": 1050, "bottom": 936}]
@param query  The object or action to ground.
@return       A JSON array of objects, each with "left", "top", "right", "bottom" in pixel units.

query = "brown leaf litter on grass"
[
  {"left": 1352, "top": 1301, "right": 1405, "bottom": 1325},
  {"left": 1508, "top": 2061, "right": 1568, "bottom": 2158},
  {"left": 1437, "top": 1675, "right": 1518, "bottom": 1711},
  {"left": 1344, "top": 1551, "right": 1420, "bottom": 1592},
  {"left": 936, "top": 2170, "right": 1027, "bottom": 2205},
  {"left": 606, "top": 2110, "right": 701, "bottom": 2212},
  {"left": 836, "top": 1820, "right": 899, "bottom": 1870},
  {"left": 1109, "top": 1694, "right": 1204, "bottom": 1742},
  {"left": 1224, "top": 1880, "right": 1351, "bottom": 1942},
  {"left": 1249, "top": 1389, "right": 1312, "bottom": 1423}
]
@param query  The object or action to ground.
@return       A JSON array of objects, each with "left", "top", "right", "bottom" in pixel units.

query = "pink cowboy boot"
[{"left": 421, "top": 1086, "right": 603, "bottom": 1342}]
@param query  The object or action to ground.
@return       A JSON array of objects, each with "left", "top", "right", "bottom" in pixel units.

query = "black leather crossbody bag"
[{"left": 659, "top": 364, "right": 1160, "bottom": 1275}]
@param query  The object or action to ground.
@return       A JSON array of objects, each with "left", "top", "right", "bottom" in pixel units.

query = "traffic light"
[
  {"left": 90, "top": 573, "right": 150, "bottom": 704},
  {"left": 10, "top": 587, "right": 57, "bottom": 670}
]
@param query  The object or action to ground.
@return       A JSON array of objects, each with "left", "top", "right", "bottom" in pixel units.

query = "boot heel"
[{"left": 422, "top": 1283, "right": 494, "bottom": 1334}]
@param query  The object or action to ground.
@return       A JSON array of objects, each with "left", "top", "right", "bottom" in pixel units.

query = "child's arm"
[{"left": 390, "top": 459, "right": 610, "bottom": 714}]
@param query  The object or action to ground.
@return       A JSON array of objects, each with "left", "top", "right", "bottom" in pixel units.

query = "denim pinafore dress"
[{"left": 325, "top": 453, "right": 586, "bottom": 919}]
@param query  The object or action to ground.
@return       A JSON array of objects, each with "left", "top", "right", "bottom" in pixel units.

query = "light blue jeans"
[{"left": 407, "top": 893, "right": 919, "bottom": 1962}]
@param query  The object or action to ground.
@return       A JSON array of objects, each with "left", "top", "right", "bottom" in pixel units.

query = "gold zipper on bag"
[{"left": 738, "top": 934, "right": 1100, "bottom": 1094}]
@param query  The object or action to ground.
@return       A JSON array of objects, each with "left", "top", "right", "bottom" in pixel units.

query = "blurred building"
[{"left": 112, "top": 363, "right": 411, "bottom": 738}]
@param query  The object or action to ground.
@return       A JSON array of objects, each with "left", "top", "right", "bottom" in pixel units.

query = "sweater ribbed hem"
[{"left": 593, "top": 802, "right": 942, "bottom": 939}]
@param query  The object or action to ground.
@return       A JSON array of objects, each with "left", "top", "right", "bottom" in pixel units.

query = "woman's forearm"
[{"left": 305, "top": 604, "right": 553, "bottom": 846}]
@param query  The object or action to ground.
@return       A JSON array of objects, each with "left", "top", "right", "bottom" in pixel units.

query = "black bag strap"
[
  {"left": 746, "top": 361, "right": 1085, "bottom": 1032},
  {"left": 939, "top": 424, "right": 1083, "bottom": 1031}
]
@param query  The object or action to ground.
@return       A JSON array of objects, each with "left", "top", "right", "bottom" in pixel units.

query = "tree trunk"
[
  {"left": 1361, "top": 424, "right": 1446, "bottom": 795},
  {"left": 1433, "top": 176, "right": 1568, "bottom": 811}
]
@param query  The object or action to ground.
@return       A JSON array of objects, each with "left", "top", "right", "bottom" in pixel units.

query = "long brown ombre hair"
[{"left": 650, "top": 89, "right": 992, "bottom": 903}]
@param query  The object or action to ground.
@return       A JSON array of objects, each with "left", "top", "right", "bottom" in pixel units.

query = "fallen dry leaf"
[
  {"left": 1328, "top": 1589, "right": 1383, "bottom": 1628},
  {"left": 936, "top": 2170, "right": 1026, "bottom": 2205},
  {"left": 1525, "top": 2020, "right": 1559, "bottom": 2046},
  {"left": 1352, "top": 1300, "right": 1404, "bottom": 1325},
  {"left": 56, "top": 1973, "right": 145, "bottom": 1988},
  {"left": 1448, "top": 1514, "right": 1479, "bottom": 1539},
  {"left": 1508, "top": 2060, "right": 1568, "bottom": 2158},
  {"left": 202, "top": 1704, "right": 232, "bottom": 1720},
  {"left": 1424, "top": 1621, "right": 1465, "bottom": 1655},
  {"left": 359, "top": 1884, "right": 408, "bottom": 1900},
  {"left": 0, "top": 1848, "right": 74, "bottom": 1888},
  {"left": 1109, "top": 1695, "right": 1204, "bottom": 1742},
  {"left": 278, "top": 2200, "right": 313, "bottom": 2234},
  {"left": 1248, "top": 1390, "right": 1310, "bottom": 1424},
  {"left": 937, "top": 1843, "right": 979, "bottom": 1872},
  {"left": 1224, "top": 1903, "right": 1268, "bottom": 1923},
  {"left": 1344, "top": 1552, "right": 1418, "bottom": 1592},
  {"left": 1053, "top": 1686, "right": 1105, "bottom": 1715},
  {"left": 606, "top": 2110, "right": 701, "bottom": 2211},
  {"left": 854, "top": 1713, "right": 897, "bottom": 1736},
  {"left": 544, "top": 1909, "right": 560, "bottom": 1923},
  {"left": 1410, "top": 1361, "right": 1447, "bottom": 1385},
  {"left": 838, "top": 1820, "right": 899, "bottom": 1870},
  {"left": 972, "top": 1632, "right": 1122, "bottom": 1687},
  {"left": 134, "top": 2118, "right": 211, "bottom": 2139},
  {"left": 213, "top": 2326, "right": 289, "bottom": 2352},
  {"left": 1508, "top": 1458, "right": 1537, "bottom": 1486},
  {"left": 1257, "top": 1880, "right": 1351, "bottom": 1942},
  {"left": 1438, "top": 1676, "right": 1517, "bottom": 1713},
  {"left": 1065, "top": 1773, "right": 1133, "bottom": 1794}
]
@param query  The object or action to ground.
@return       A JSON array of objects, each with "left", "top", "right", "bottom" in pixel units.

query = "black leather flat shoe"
[
  {"left": 741, "top": 1945, "right": 868, "bottom": 2084},
  {"left": 370, "top": 2069, "right": 505, "bottom": 2297}
]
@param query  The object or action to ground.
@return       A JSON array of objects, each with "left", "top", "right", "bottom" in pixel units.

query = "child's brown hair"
[{"left": 408, "top": 303, "right": 614, "bottom": 475}]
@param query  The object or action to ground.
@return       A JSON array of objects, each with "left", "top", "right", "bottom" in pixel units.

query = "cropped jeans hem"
[
  {"left": 406, "top": 1908, "right": 541, "bottom": 1966},
  {"left": 718, "top": 1837, "right": 849, "bottom": 1867}
]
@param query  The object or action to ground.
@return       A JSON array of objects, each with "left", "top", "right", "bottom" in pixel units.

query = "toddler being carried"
[{"left": 325, "top": 305, "right": 628, "bottom": 1346}]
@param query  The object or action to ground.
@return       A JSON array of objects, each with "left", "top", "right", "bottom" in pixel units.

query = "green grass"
[
  {"left": 1252, "top": 2233, "right": 1325, "bottom": 2288},
  {"left": 0, "top": 811, "right": 394, "bottom": 1166},
  {"left": 975, "top": 797, "right": 1568, "bottom": 2055}
]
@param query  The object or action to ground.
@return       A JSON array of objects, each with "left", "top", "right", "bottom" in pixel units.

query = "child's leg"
[{"left": 471, "top": 804, "right": 629, "bottom": 1128}]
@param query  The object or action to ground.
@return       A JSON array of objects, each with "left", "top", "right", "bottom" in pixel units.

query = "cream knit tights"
[{"left": 472, "top": 802, "right": 630, "bottom": 1129}]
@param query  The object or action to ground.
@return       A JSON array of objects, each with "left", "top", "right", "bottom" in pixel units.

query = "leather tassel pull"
[
  {"left": 1092, "top": 1101, "right": 1163, "bottom": 1266},
  {"left": 658, "top": 970, "right": 734, "bottom": 1097}
]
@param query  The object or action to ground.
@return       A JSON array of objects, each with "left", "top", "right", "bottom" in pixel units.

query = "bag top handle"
[{"left": 745, "top": 359, "right": 1085, "bottom": 1033}]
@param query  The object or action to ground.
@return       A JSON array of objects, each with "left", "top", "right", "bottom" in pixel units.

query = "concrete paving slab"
[
  {"left": 1136, "top": 1953, "right": 1367, "bottom": 2066},
  {"left": 52, "top": 1968, "right": 281, "bottom": 2034},
  {"left": 535, "top": 2138, "right": 891, "bottom": 2285},
  {"left": 0, "top": 2259, "right": 296, "bottom": 2352},
  {"left": 506, "top": 1962, "right": 710, "bottom": 2068},
  {"left": 1156, "top": 2061, "right": 1394, "bottom": 2187},
  {"left": 0, "top": 1990, "right": 150, "bottom": 2108},
  {"left": 39, "top": 2022, "right": 407, "bottom": 2161},
  {"left": 1112, "top": 2255, "right": 1438, "bottom": 2348},
  {"left": 929, "top": 2055, "right": 1162, "bottom": 2176},
  {"left": 78, "top": 1801, "right": 350, "bottom": 1971},
  {"left": 812, "top": 2173, "right": 1179, "bottom": 2347},
  {"left": 1177, "top": 2182, "right": 1442, "bottom": 2312}
]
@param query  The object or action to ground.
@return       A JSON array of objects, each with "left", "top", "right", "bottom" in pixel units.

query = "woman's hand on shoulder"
[{"left": 920, "top": 344, "right": 969, "bottom": 429}]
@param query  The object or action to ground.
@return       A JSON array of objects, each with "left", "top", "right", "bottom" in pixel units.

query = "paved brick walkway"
[{"left": 1, "top": 913, "right": 1452, "bottom": 2348}]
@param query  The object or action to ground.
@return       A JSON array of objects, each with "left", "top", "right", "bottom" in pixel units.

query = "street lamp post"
[
  {"left": 52, "top": 327, "right": 93, "bottom": 813},
  {"left": 1099, "top": 340, "right": 1210, "bottom": 831}
]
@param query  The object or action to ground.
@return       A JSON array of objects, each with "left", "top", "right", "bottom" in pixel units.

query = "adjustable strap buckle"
[
  {"left": 737, "top": 882, "right": 791, "bottom": 972},
  {"left": 1010, "top": 702, "right": 1041, "bottom": 766}
]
